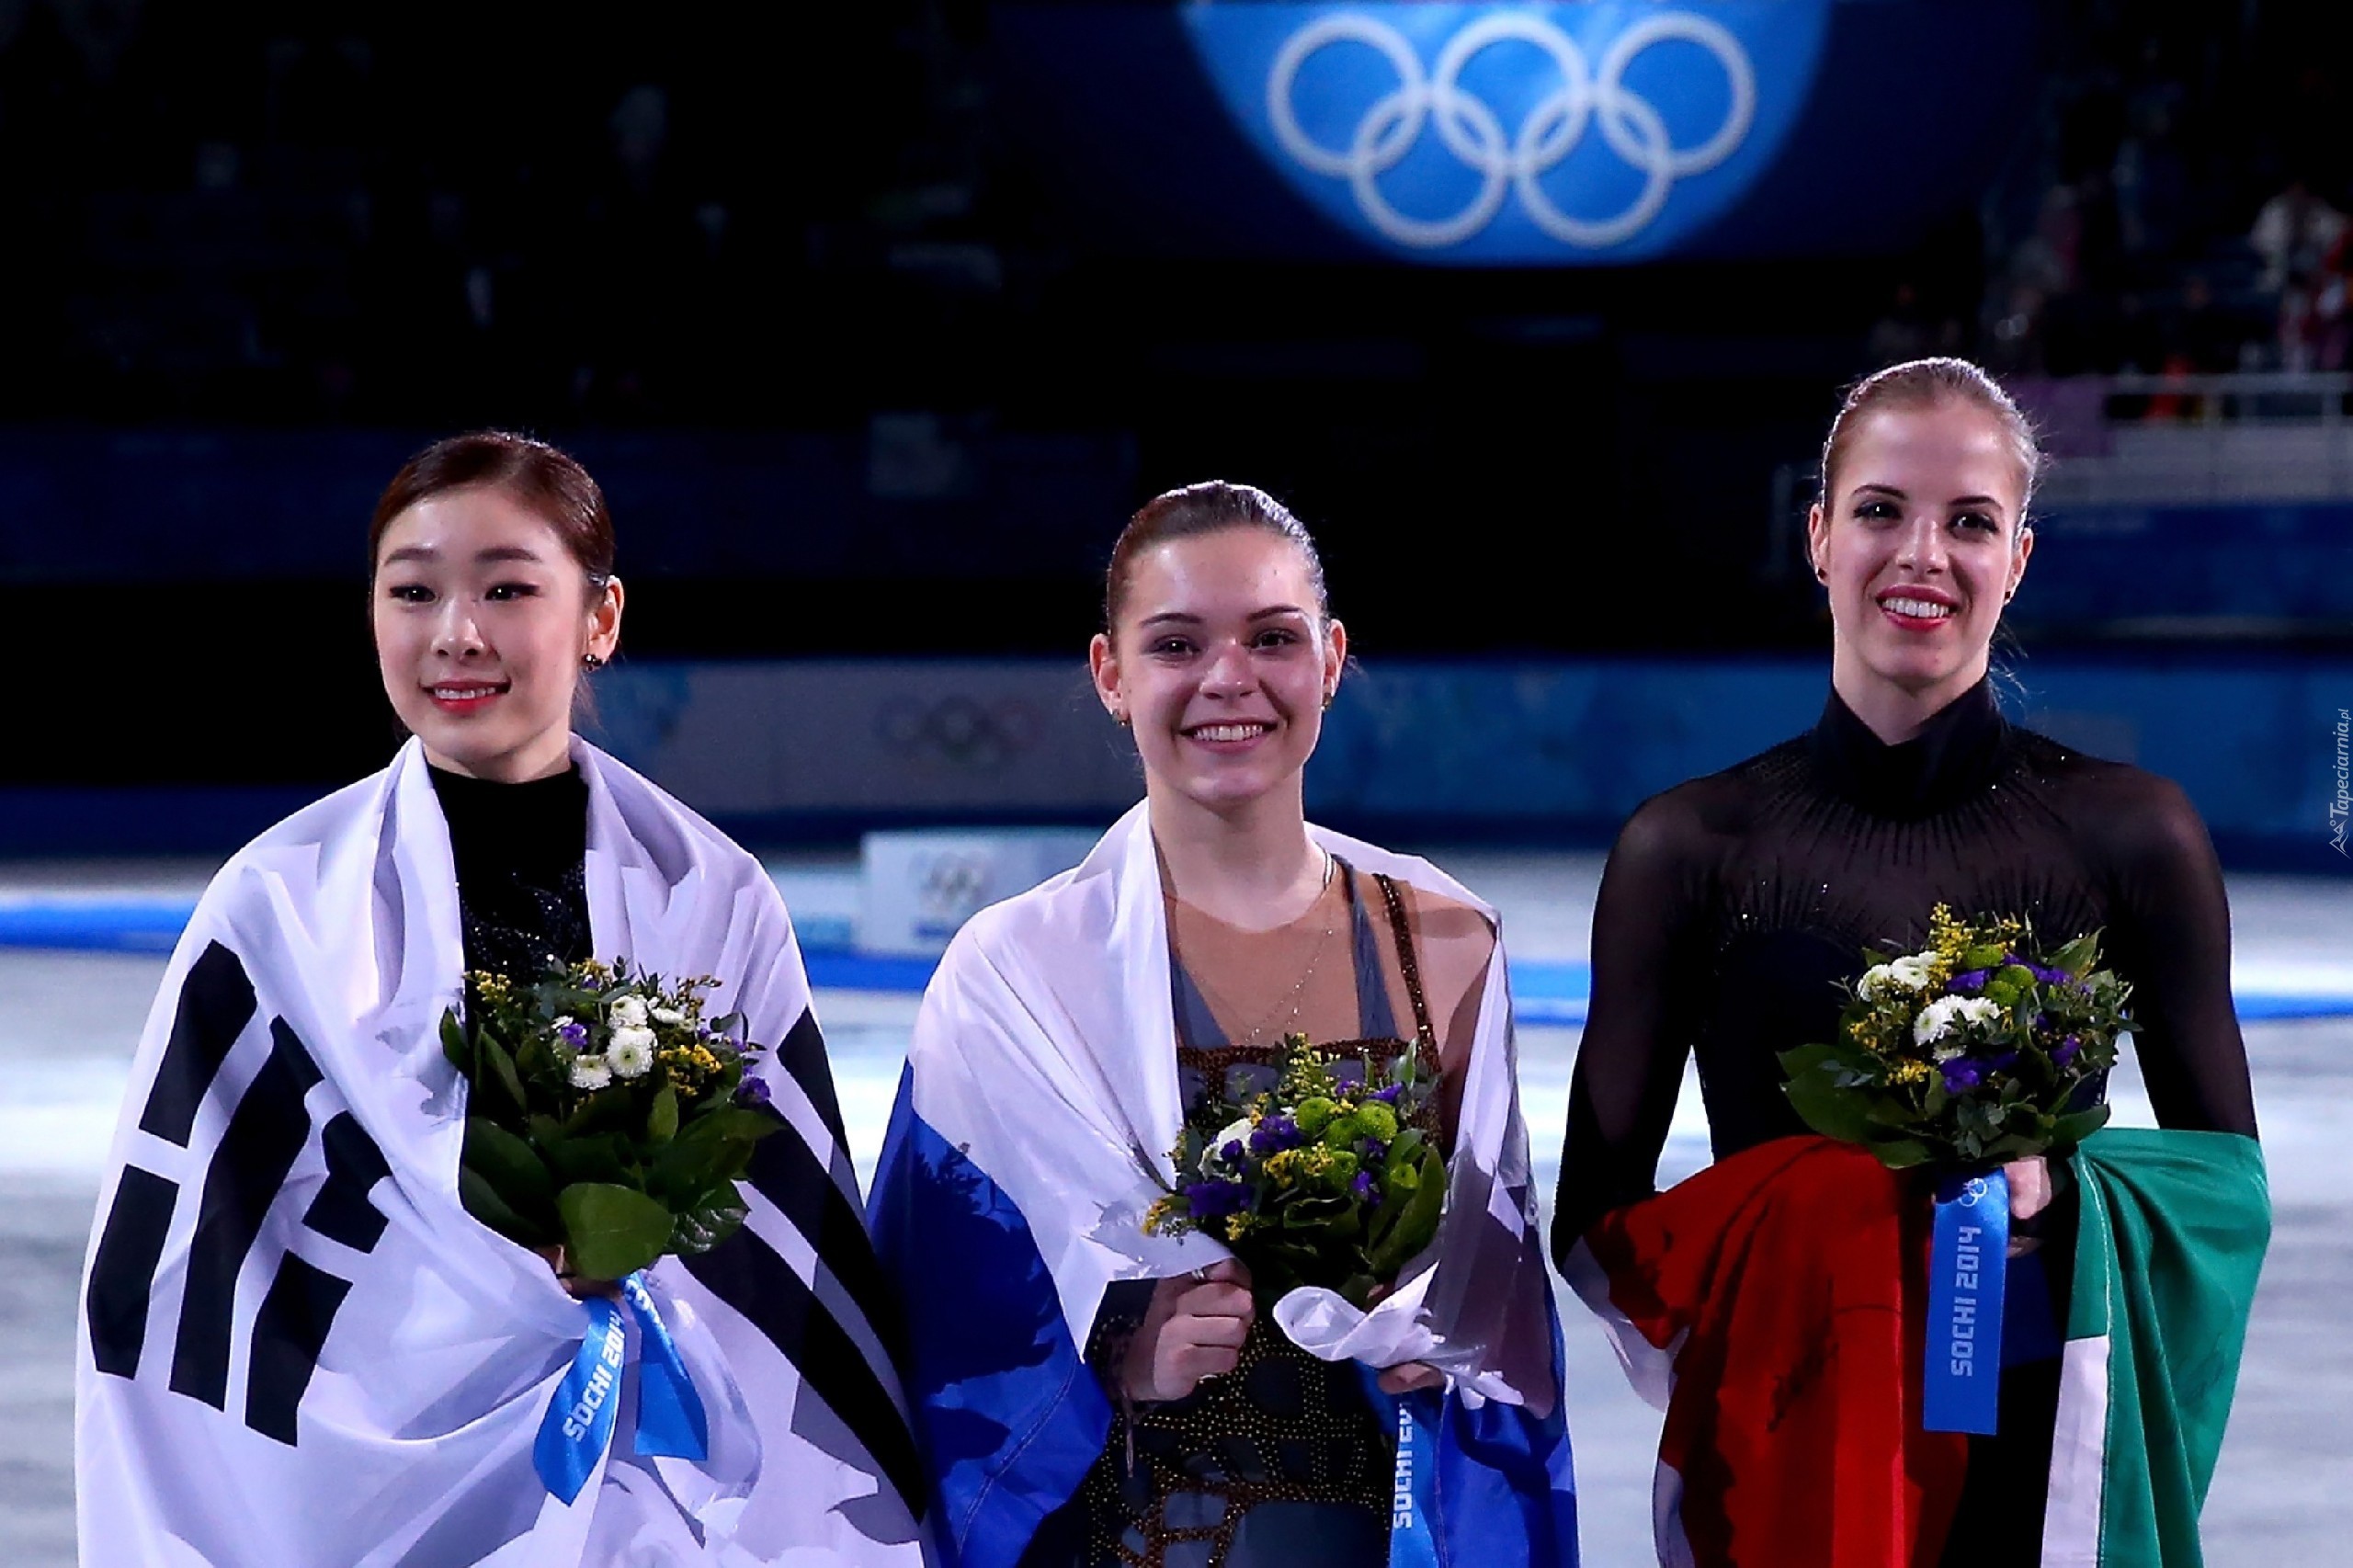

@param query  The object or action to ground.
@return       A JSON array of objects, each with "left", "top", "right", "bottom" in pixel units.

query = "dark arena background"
[{"left": 2, "top": 3, "right": 2346, "bottom": 1562}]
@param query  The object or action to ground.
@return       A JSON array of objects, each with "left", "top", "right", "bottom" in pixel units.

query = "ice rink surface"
[{"left": 1, "top": 852, "right": 2344, "bottom": 1565}]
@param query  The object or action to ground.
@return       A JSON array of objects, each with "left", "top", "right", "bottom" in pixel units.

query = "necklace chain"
[{"left": 1170, "top": 851, "right": 1340, "bottom": 1047}]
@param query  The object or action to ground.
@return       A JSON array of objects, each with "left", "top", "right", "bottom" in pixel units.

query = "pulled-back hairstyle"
[
  {"left": 1103, "top": 481, "right": 1327, "bottom": 631},
  {"left": 369, "top": 430, "right": 616, "bottom": 589},
  {"left": 1819, "top": 358, "right": 2042, "bottom": 535}
]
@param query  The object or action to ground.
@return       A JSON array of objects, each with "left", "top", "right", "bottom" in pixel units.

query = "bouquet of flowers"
[
  {"left": 443, "top": 958, "right": 781, "bottom": 1281},
  {"left": 1143, "top": 1034, "right": 1446, "bottom": 1308},
  {"left": 1779, "top": 904, "right": 2133, "bottom": 1169}
]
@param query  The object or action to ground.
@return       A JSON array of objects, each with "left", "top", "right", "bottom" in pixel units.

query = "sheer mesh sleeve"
[
  {"left": 2089, "top": 774, "right": 2259, "bottom": 1138},
  {"left": 1551, "top": 791, "right": 1711, "bottom": 1262}
]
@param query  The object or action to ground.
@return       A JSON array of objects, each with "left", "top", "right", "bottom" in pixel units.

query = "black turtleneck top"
[
  {"left": 1552, "top": 676, "right": 2258, "bottom": 1251},
  {"left": 427, "top": 764, "right": 594, "bottom": 983}
]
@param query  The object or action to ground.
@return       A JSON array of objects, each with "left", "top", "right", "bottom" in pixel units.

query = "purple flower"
[
  {"left": 1350, "top": 1170, "right": 1378, "bottom": 1201},
  {"left": 1949, "top": 969, "right": 1990, "bottom": 993},
  {"left": 1368, "top": 1084, "right": 1404, "bottom": 1106},
  {"left": 1182, "top": 1179, "right": 1251, "bottom": 1221},
  {"left": 2028, "top": 963, "right": 2072, "bottom": 985},
  {"left": 2052, "top": 1034, "right": 2084, "bottom": 1067},
  {"left": 1248, "top": 1116, "right": 1303, "bottom": 1156},
  {"left": 1984, "top": 1049, "right": 2020, "bottom": 1073},
  {"left": 1940, "top": 1059, "right": 1984, "bottom": 1093},
  {"left": 1358, "top": 1137, "right": 1388, "bottom": 1164},
  {"left": 1220, "top": 1140, "right": 1245, "bottom": 1165},
  {"left": 735, "top": 1075, "right": 773, "bottom": 1108},
  {"left": 556, "top": 1019, "right": 589, "bottom": 1047}
]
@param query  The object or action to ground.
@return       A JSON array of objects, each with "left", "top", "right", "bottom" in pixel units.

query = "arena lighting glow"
[{"left": 1182, "top": 0, "right": 1831, "bottom": 263}]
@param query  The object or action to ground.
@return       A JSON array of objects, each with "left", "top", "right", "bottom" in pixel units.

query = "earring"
[
  {"left": 1322, "top": 691, "right": 1336, "bottom": 712},
  {"left": 1111, "top": 709, "right": 1131, "bottom": 728},
  {"left": 582, "top": 653, "right": 607, "bottom": 671}
]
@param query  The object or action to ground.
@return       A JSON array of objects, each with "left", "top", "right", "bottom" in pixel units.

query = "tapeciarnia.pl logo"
[{"left": 2329, "top": 708, "right": 2348, "bottom": 858}]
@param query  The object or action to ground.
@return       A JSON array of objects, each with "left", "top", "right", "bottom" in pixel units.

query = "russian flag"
[{"left": 868, "top": 806, "right": 1578, "bottom": 1567}]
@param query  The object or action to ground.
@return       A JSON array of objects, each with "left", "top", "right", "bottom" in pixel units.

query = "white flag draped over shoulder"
[
  {"left": 869, "top": 802, "right": 1577, "bottom": 1568},
  {"left": 76, "top": 738, "right": 924, "bottom": 1567}
]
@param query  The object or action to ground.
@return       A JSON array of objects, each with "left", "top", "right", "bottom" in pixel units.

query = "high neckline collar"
[
  {"left": 427, "top": 763, "right": 587, "bottom": 871},
  {"left": 1807, "top": 676, "right": 2007, "bottom": 818},
  {"left": 426, "top": 761, "right": 585, "bottom": 805}
]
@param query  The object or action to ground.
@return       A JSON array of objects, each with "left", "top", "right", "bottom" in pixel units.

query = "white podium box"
[{"left": 858, "top": 828, "right": 1101, "bottom": 957}]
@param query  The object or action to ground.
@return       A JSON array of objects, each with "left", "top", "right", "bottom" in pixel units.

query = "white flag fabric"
[
  {"left": 870, "top": 802, "right": 1575, "bottom": 1568},
  {"left": 77, "top": 737, "right": 924, "bottom": 1567}
]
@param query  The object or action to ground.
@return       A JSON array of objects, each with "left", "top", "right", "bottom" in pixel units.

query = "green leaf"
[
  {"left": 460, "top": 1165, "right": 553, "bottom": 1247},
  {"left": 1364, "top": 1147, "right": 1446, "bottom": 1276},
  {"left": 2047, "top": 931, "right": 2103, "bottom": 980},
  {"left": 544, "top": 1132, "right": 631, "bottom": 1187},
  {"left": 670, "top": 1199, "right": 749, "bottom": 1256},
  {"left": 463, "top": 1116, "right": 555, "bottom": 1212},
  {"left": 477, "top": 1028, "right": 528, "bottom": 1118},
  {"left": 1872, "top": 1137, "right": 1934, "bottom": 1169},
  {"left": 1782, "top": 1070, "right": 1881, "bottom": 1144},
  {"left": 1777, "top": 1043, "right": 1845, "bottom": 1079},
  {"left": 647, "top": 1085, "right": 680, "bottom": 1143},
  {"left": 556, "top": 1182, "right": 675, "bottom": 1280},
  {"left": 2049, "top": 1105, "right": 2112, "bottom": 1148},
  {"left": 514, "top": 1031, "right": 556, "bottom": 1082},
  {"left": 440, "top": 1010, "right": 472, "bottom": 1073}
]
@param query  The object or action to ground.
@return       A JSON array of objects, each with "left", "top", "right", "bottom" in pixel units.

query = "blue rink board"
[{"left": 8, "top": 894, "right": 2348, "bottom": 1024}]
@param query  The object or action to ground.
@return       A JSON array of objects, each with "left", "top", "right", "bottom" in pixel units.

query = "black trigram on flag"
[
  {"left": 85, "top": 941, "right": 391, "bottom": 1446},
  {"left": 682, "top": 1007, "right": 926, "bottom": 1519}
]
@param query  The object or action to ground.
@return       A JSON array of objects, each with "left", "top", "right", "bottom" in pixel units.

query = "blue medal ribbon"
[
  {"left": 533, "top": 1271, "right": 711, "bottom": 1503},
  {"left": 1923, "top": 1168, "right": 2008, "bottom": 1435},
  {"left": 1358, "top": 1369, "right": 1440, "bottom": 1568},
  {"left": 620, "top": 1273, "right": 710, "bottom": 1461}
]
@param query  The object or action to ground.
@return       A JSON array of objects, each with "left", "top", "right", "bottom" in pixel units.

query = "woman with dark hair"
[
  {"left": 1552, "top": 359, "right": 2266, "bottom": 1567},
  {"left": 76, "top": 433, "right": 924, "bottom": 1565},
  {"left": 871, "top": 482, "right": 1578, "bottom": 1567}
]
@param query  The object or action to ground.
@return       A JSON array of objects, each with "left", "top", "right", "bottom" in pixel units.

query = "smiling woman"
[
  {"left": 871, "top": 480, "right": 1577, "bottom": 1568},
  {"left": 1553, "top": 359, "right": 2263, "bottom": 1568},
  {"left": 369, "top": 433, "right": 625, "bottom": 784},
  {"left": 75, "top": 430, "right": 925, "bottom": 1565}
]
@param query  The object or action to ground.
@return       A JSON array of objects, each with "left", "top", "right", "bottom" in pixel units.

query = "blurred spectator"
[
  {"left": 1865, "top": 280, "right": 1961, "bottom": 368},
  {"left": 2249, "top": 179, "right": 2347, "bottom": 369},
  {"left": 2313, "top": 230, "right": 2353, "bottom": 372},
  {"left": 2249, "top": 179, "right": 2345, "bottom": 285},
  {"left": 2161, "top": 275, "right": 2244, "bottom": 375}
]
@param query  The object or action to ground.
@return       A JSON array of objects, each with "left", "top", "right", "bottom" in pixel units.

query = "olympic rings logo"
[
  {"left": 916, "top": 852, "right": 995, "bottom": 926},
  {"left": 876, "top": 694, "right": 1042, "bottom": 770},
  {"left": 1266, "top": 10, "right": 1756, "bottom": 250}
]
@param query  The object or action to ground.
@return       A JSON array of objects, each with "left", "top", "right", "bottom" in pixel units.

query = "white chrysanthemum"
[
  {"left": 1860, "top": 954, "right": 1935, "bottom": 1001},
  {"left": 1913, "top": 994, "right": 2002, "bottom": 1053},
  {"left": 570, "top": 1054, "right": 615, "bottom": 1091},
  {"left": 608, "top": 1037, "right": 654, "bottom": 1078},
  {"left": 650, "top": 1006, "right": 685, "bottom": 1027},
  {"left": 610, "top": 1024, "right": 656, "bottom": 1056},
  {"left": 608, "top": 994, "right": 650, "bottom": 1028}
]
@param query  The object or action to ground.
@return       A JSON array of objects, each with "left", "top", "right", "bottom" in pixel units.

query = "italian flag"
[{"left": 1562, "top": 1131, "right": 2267, "bottom": 1566}]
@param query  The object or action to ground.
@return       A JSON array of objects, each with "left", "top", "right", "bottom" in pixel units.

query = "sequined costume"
[{"left": 1047, "top": 865, "right": 1441, "bottom": 1568}]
